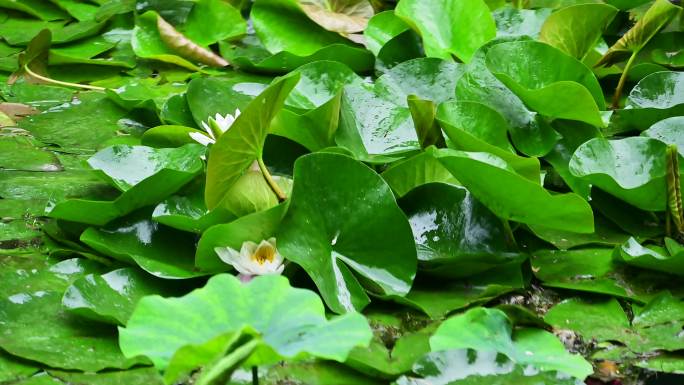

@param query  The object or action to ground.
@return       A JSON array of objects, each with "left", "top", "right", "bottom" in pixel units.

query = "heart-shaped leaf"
[
  {"left": 433, "top": 148, "right": 594, "bottom": 233},
  {"left": 119, "top": 274, "right": 372, "bottom": 375},
  {"left": 430, "top": 307, "right": 593, "bottom": 379},
  {"left": 485, "top": 40, "right": 605, "bottom": 127},
  {"left": 569, "top": 137, "right": 678, "bottom": 211},
  {"left": 48, "top": 144, "right": 205, "bottom": 225},
  {"left": 539, "top": 3, "right": 618, "bottom": 59},
  {"left": 277, "top": 153, "right": 417, "bottom": 313},
  {"left": 395, "top": 0, "right": 496, "bottom": 62}
]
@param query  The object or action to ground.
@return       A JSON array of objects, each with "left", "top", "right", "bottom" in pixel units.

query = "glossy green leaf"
[
  {"left": 493, "top": 8, "right": 551, "bottom": 38},
  {"left": 62, "top": 267, "right": 180, "bottom": 325},
  {"left": 18, "top": 93, "right": 128, "bottom": 151},
  {"left": 381, "top": 151, "right": 459, "bottom": 197},
  {"left": 617, "top": 237, "right": 684, "bottom": 276},
  {"left": 396, "top": 350, "right": 582, "bottom": 385},
  {"left": 46, "top": 368, "right": 164, "bottom": 385},
  {"left": 643, "top": 117, "right": 684, "bottom": 157},
  {"left": 119, "top": 274, "right": 373, "bottom": 374},
  {"left": 141, "top": 125, "right": 205, "bottom": 147},
  {"left": 363, "top": 11, "right": 410, "bottom": 56},
  {"left": 395, "top": 0, "right": 496, "bottom": 62},
  {"left": 156, "top": 15, "right": 229, "bottom": 68},
  {"left": 596, "top": 0, "right": 682, "bottom": 67},
  {"left": 80, "top": 210, "right": 204, "bottom": 279},
  {"left": 455, "top": 38, "right": 562, "bottom": 157},
  {"left": 0, "top": 17, "right": 105, "bottom": 46},
  {"left": 346, "top": 313, "right": 437, "bottom": 378},
  {"left": 539, "top": 4, "right": 618, "bottom": 59},
  {"left": 48, "top": 144, "right": 205, "bottom": 225},
  {"left": 180, "top": 0, "right": 246, "bottom": 46},
  {"left": 407, "top": 96, "right": 444, "bottom": 149},
  {"left": 430, "top": 307, "right": 593, "bottom": 379},
  {"left": 436, "top": 100, "right": 540, "bottom": 181},
  {"left": 433, "top": 148, "right": 594, "bottom": 233},
  {"left": 0, "top": 256, "right": 148, "bottom": 371},
  {"left": 131, "top": 11, "right": 201, "bottom": 71},
  {"left": 0, "top": 0, "right": 68, "bottom": 21},
  {"left": 278, "top": 153, "right": 417, "bottom": 313},
  {"left": 545, "top": 293, "right": 684, "bottom": 353},
  {"left": 569, "top": 137, "right": 676, "bottom": 211},
  {"left": 388, "top": 262, "right": 525, "bottom": 319},
  {"left": 251, "top": 0, "right": 358, "bottom": 57},
  {"left": 0, "top": 351, "right": 37, "bottom": 383},
  {"left": 205, "top": 74, "right": 299, "bottom": 209},
  {"left": 106, "top": 78, "right": 186, "bottom": 112},
  {"left": 398, "top": 183, "right": 516, "bottom": 276},
  {"left": 485, "top": 40, "right": 605, "bottom": 127}
]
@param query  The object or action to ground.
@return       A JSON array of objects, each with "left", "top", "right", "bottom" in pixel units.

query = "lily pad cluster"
[{"left": 1, "top": 0, "right": 684, "bottom": 384}]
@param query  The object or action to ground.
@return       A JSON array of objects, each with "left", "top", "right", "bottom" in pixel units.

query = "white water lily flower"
[
  {"left": 215, "top": 237, "right": 284, "bottom": 277},
  {"left": 189, "top": 108, "right": 241, "bottom": 146}
]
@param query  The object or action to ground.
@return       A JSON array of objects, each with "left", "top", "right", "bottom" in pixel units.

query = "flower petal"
[{"left": 189, "top": 132, "right": 215, "bottom": 146}]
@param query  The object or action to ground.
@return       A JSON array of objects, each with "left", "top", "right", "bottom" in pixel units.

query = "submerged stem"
[
  {"left": 24, "top": 65, "right": 106, "bottom": 91},
  {"left": 611, "top": 51, "right": 638, "bottom": 110},
  {"left": 257, "top": 156, "right": 286, "bottom": 202},
  {"left": 196, "top": 339, "right": 259, "bottom": 385}
]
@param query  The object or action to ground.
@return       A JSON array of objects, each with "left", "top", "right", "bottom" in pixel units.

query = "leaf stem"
[
  {"left": 24, "top": 65, "right": 106, "bottom": 91},
  {"left": 610, "top": 51, "right": 638, "bottom": 110},
  {"left": 257, "top": 156, "right": 287, "bottom": 202},
  {"left": 196, "top": 339, "right": 259, "bottom": 385},
  {"left": 252, "top": 366, "right": 259, "bottom": 385},
  {"left": 502, "top": 220, "right": 518, "bottom": 249}
]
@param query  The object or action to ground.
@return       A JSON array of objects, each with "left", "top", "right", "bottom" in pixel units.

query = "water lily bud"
[{"left": 222, "top": 170, "right": 292, "bottom": 217}]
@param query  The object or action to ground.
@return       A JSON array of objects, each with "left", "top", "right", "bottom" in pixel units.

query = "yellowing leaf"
[
  {"left": 156, "top": 15, "right": 229, "bottom": 68},
  {"left": 299, "top": 0, "right": 374, "bottom": 34}
]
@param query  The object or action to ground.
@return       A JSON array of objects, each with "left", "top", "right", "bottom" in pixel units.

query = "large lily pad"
[
  {"left": 47, "top": 144, "right": 205, "bottom": 225},
  {"left": 0, "top": 256, "right": 148, "bottom": 371},
  {"left": 119, "top": 274, "right": 372, "bottom": 375},
  {"left": 278, "top": 153, "right": 417, "bottom": 313},
  {"left": 395, "top": 0, "right": 496, "bottom": 62},
  {"left": 569, "top": 136, "right": 679, "bottom": 211},
  {"left": 62, "top": 267, "right": 181, "bottom": 325},
  {"left": 485, "top": 40, "right": 605, "bottom": 127},
  {"left": 433, "top": 148, "right": 594, "bottom": 233},
  {"left": 430, "top": 307, "right": 593, "bottom": 379}
]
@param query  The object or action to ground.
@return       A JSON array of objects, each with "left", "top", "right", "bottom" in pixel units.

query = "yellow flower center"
[{"left": 252, "top": 243, "right": 276, "bottom": 265}]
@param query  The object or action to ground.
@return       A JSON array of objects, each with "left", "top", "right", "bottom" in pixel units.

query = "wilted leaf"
[{"left": 299, "top": 0, "right": 374, "bottom": 34}]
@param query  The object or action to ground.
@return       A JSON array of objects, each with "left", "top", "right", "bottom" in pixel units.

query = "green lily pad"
[
  {"left": 569, "top": 136, "right": 678, "bottom": 211},
  {"left": 119, "top": 274, "right": 373, "bottom": 376},
  {"left": 430, "top": 307, "right": 593, "bottom": 379},
  {"left": 0, "top": 351, "right": 38, "bottom": 383},
  {"left": 493, "top": 8, "right": 551, "bottom": 38},
  {"left": 0, "top": 0, "right": 68, "bottom": 21},
  {"left": 436, "top": 100, "right": 541, "bottom": 181},
  {"left": 642, "top": 117, "right": 684, "bottom": 156},
  {"left": 46, "top": 368, "right": 164, "bottom": 385},
  {"left": 398, "top": 183, "right": 516, "bottom": 276},
  {"left": 106, "top": 78, "right": 187, "bottom": 112},
  {"left": 0, "top": 256, "right": 148, "bottom": 371},
  {"left": 346, "top": 312, "right": 437, "bottom": 378},
  {"left": 0, "top": 137, "right": 62, "bottom": 172},
  {"left": 80, "top": 210, "right": 204, "bottom": 279},
  {"left": 395, "top": 350, "right": 583, "bottom": 385},
  {"left": 433, "top": 148, "right": 594, "bottom": 233},
  {"left": 485, "top": 40, "right": 605, "bottom": 127},
  {"left": 251, "top": 0, "right": 358, "bottom": 57},
  {"left": 278, "top": 153, "right": 417, "bottom": 313},
  {"left": 395, "top": 0, "right": 496, "bottom": 62},
  {"left": 375, "top": 58, "right": 462, "bottom": 107},
  {"left": 141, "top": 125, "right": 205, "bottom": 147},
  {"left": 48, "top": 144, "right": 205, "bottom": 225},
  {"left": 205, "top": 73, "right": 299, "bottom": 209},
  {"left": 0, "top": 17, "right": 105, "bottom": 46},
  {"left": 539, "top": 3, "right": 618, "bottom": 59},
  {"left": 545, "top": 292, "right": 684, "bottom": 354},
  {"left": 388, "top": 262, "right": 526, "bottom": 319},
  {"left": 617, "top": 237, "right": 684, "bottom": 276},
  {"left": 363, "top": 11, "right": 410, "bottom": 56},
  {"left": 381, "top": 151, "right": 459, "bottom": 197},
  {"left": 131, "top": 11, "right": 201, "bottom": 71},
  {"left": 18, "top": 93, "right": 129, "bottom": 151},
  {"left": 455, "top": 38, "right": 562, "bottom": 157},
  {"left": 62, "top": 267, "right": 181, "bottom": 325}
]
